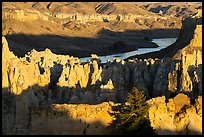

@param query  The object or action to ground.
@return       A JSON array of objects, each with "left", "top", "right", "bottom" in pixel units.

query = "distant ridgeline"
[{"left": 3, "top": 8, "right": 169, "bottom": 24}]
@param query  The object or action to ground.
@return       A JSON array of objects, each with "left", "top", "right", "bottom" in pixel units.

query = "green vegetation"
[{"left": 116, "top": 87, "right": 155, "bottom": 135}]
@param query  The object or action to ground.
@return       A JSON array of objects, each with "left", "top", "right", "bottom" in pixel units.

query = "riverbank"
[
  {"left": 80, "top": 38, "right": 177, "bottom": 63},
  {"left": 5, "top": 28, "right": 179, "bottom": 58},
  {"left": 3, "top": 2, "right": 183, "bottom": 58}
]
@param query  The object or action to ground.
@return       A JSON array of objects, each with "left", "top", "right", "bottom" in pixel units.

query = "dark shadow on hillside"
[
  {"left": 148, "top": 4, "right": 173, "bottom": 14},
  {"left": 97, "top": 27, "right": 179, "bottom": 39},
  {"left": 5, "top": 28, "right": 180, "bottom": 58},
  {"left": 127, "top": 17, "right": 202, "bottom": 60},
  {"left": 2, "top": 86, "right": 115, "bottom": 135},
  {"left": 187, "top": 64, "right": 202, "bottom": 100},
  {"left": 2, "top": 84, "right": 202, "bottom": 135}
]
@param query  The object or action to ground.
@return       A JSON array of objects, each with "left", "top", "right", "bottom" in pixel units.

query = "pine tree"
[{"left": 117, "top": 87, "right": 155, "bottom": 135}]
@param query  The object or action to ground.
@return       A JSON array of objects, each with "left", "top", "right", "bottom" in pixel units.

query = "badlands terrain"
[
  {"left": 2, "top": 2, "right": 202, "bottom": 135},
  {"left": 2, "top": 2, "right": 201, "bottom": 57}
]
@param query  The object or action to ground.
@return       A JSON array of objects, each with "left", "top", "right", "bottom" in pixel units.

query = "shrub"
[{"left": 116, "top": 87, "right": 155, "bottom": 135}]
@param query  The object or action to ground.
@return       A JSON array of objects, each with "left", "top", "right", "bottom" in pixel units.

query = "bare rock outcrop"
[
  {"left": 2, "top": 6, "right": 168, "bottom": 23},
  {"left": 30, "top": 102, "right": 118, "bottom": 135},
  {"left": 129, "top": 10, "right": 202, "bottom": 98},
  {"left": 2, "top": 37, "right": 16, "bottom": 90},
  {"left": 2, "top": 9, "right": 49, "bottom": 22},
  {"left": 172, "top": 11, "right": 202, "bottom": 95},
  {"left": 147, "top": 94, "right": 202, "bottom": 135}
]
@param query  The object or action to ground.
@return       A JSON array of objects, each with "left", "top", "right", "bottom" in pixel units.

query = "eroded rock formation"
[
  {"left": 30, "top": 101, "right": 117, "bottom": 135},
  {"left": 147, "top": 94, "right": 202, "bottom": 135},
  {"left": 2, "top": 10, "right": 202, "bottom": 135}
]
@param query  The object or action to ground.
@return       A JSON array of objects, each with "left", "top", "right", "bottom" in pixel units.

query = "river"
[{"left": 80, "top": 38, "right": 177, "bottom": 63}]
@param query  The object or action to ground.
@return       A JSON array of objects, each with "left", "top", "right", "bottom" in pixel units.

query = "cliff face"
[
  {"left": 2, "top": 5, "right": 179, "bottom": 28},
  {"left": 130, "top": 9, "right": 202, "bottom": 60},
  {"left": 147, "top": 94, "right": 202, "bottom": 135},
  {"left": 2, "top": 11, "right": 202, "bottom": 135}
]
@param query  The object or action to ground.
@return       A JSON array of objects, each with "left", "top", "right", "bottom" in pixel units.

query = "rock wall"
[
  {"left": 147, "top": 94, "right": 202, "bottom": 135},
  {"left": 3, "top": 9, "right": 168, "bottom": 23},
  {"left": 55, "top": 13, "right": 168, "bottom": 23},
  {"left": 2, "top": 9, "right": 49, "bottom": 22},
  {"left": 3, "top": 8, "right": 177, "bottom": 31}
]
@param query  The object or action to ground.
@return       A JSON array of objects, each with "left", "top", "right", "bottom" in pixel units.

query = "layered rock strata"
[{"left": 2, "top": 7, "right": 179, "bottom": 31}]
